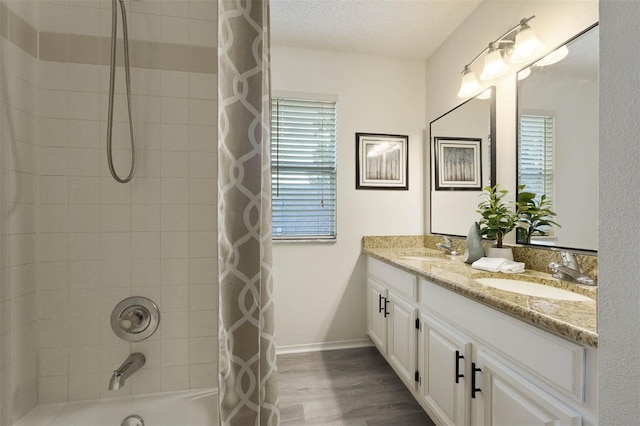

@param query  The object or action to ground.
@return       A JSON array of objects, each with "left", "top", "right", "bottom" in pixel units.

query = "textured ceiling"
[{"left": 270, "top": 0, "right": 483, "bottom": 60}]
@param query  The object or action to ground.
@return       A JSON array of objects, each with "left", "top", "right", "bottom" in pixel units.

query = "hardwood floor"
[{"left": 278, "top": 346, "right": 436, "bottom": 425}]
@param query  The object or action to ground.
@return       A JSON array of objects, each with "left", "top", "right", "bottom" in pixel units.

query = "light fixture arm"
[
  {"left": 460, "top": 15, "right": 536, "bottom": 72},
  {"left": 462, "top": 46, "right": 490, "bottom": 73}
]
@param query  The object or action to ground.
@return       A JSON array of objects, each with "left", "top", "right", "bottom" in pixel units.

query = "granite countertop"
[{"left": 363, "top": 246, "right": 598, "bottom": 348}]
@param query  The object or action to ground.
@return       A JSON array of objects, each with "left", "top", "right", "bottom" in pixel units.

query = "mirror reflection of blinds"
[
  {"left": 271, "top": 97, "right": 337, "bottom": 240},
  {"left": 519, "top": 114, "right": 554, "bottom": 201}
]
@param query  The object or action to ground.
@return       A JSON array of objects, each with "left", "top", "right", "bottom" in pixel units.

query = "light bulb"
[
  {"left": 480, "top": 46, "right": 509, "bottom": 80},
  {"left": 457, "top": 66, "right": 482, "bottom": 98},
  {"left": 511, "top": 24, "right": 545, "bottom": 64}
]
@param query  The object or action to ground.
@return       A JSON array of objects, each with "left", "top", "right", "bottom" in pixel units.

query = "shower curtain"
[{"left": 218, "top": 1, "right": 279, "bottom": 425}]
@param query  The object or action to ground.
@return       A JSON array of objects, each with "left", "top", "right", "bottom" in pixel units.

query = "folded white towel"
[
  {"left": 471, "top": 257, "right": 506, "bottom": 272},
  {"left": 499, "top": 261, "right": 525, "bottom": 274},
  {"left": 471, "top": 257, "right": 526, "bottom": 274}
]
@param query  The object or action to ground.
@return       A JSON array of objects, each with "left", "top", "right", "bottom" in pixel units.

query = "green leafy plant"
[
  {"left": 476, "top": 185, "right": 518, "bottom": 248},
  {"left": 516, "top": 185, "right": 561, "bottom": 244}
]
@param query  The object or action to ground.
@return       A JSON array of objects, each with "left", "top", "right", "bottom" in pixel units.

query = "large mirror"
[
  {"left": 430, "top": 87, "right": 496, "bottom": 236},
  {"left": 517, "top": 24, "right": 598, "bottom": 252}
]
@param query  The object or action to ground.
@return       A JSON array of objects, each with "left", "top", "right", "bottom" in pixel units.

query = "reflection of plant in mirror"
[
  {"left": 476, "top": 185, "right": 518, "bottom": 248},
  {"left": 516, "top": 185, "right": 560, "bottom": 244}
]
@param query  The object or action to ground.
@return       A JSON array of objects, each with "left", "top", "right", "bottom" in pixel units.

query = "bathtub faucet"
[{"left": 109, "top": 353, "right": 145, "bottom": 390}]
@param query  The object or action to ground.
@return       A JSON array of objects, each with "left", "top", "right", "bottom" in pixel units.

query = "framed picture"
[
  {"left": 434, "top": 137, "right": 482, "bottom": 190},
  {"left": 356, "top": 133, "right": 408, "bottom": 190}
]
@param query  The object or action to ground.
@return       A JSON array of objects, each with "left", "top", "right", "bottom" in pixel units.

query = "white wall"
[
  {"left": 424, "top": 0, "right": 598, "bottom": 243},
  {"left": 271, "top": 47, "right": 425, "bottom": 349},
  {"left": 599, "top": 1, "right": 640, "bottom": 423}
]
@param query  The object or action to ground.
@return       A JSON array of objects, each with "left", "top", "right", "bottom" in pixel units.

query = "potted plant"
[
  {"left": 516, "top": 185, "right": 561, "bottom": 244},
  {"left": 476, "top": 185, "right": 518, "bottom": 259}
]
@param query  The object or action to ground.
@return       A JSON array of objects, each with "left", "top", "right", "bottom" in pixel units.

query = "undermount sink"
[
  {"left": 398, "top": 255, "right": 447, "bottom": 262},
  {"left": 475, "top": 278, "right": 593, "bottom": 302}
]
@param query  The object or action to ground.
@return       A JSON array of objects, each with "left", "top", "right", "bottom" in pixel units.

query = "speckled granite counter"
[{"left": 363, "top": 244, "right": 598, "bottom": 348}]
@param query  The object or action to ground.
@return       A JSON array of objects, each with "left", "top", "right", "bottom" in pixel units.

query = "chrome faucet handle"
[
  {"left": 119, "top": 310, "right": 146, "bottom": 332},
  {"left": 552, "top": 248, "right": 580, "bottom": 270},
  {"left": 442, "top": 236, "right": 453, "bottom": 245},
  {"left": 560, "top": 251, "right": 580, "bottom": 270},
  {"left": 111, "top": 297, "right": 160, "bottom": 342}
]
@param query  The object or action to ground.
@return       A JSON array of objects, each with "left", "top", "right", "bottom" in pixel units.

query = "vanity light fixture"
[{"left": 457, "top": 15, "right": 545, "bottom": 97}]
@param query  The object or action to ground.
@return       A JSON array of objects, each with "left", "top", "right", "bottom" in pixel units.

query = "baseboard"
[{"left": 276, "top": 338, "right": 374, "bottom": 355}]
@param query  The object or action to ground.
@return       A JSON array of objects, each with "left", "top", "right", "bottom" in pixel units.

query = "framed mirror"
[
  {"left": 430, "top": 87, "right": 496, "bottom": 236},
  {"left": 516, "top": 24, "right": 598, "bottom": 252}
]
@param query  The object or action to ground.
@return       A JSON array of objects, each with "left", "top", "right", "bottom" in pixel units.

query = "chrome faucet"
[
  {"left": 436, "top": 236, "right": 460, "bottom": 256},
  {"left": 548, "top": 249, "right": 596, "bottom": 285},
  {"left": 109, "top": 353, "right": 145, "bottom": 390}
]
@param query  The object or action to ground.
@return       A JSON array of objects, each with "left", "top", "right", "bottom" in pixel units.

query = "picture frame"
[
  {"left": 434, "top": 137, "right": 482, "bottom": 190},
  {"left": 356, "top": 133, "right": 408, "bottom": 190}
]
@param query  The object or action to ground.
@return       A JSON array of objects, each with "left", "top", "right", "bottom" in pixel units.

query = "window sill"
[{"left": 273, "top": 238, "right": 337, "bottom": 244}]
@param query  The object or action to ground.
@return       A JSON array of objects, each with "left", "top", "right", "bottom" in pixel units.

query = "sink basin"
[
  {"left": 475, "top": 278, "right": 592, "bottom": 302},
  {"left": 398, "top": 255, "right": 446, "bottom": 262}
]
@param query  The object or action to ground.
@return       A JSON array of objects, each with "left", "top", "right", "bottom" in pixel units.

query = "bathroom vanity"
[{"left": 363, "top": 239, "right": 597, "bottom": 426}]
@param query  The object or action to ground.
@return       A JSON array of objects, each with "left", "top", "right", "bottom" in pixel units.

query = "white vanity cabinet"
[
  {"left": 366, "top": 257, "right": 597, "bottom": 426},
  {"left": 420, "top": 277, "right": 594, "bottom": 426},
  {"left": 367, "top": 258, "right": 419, "bottom": 391}
]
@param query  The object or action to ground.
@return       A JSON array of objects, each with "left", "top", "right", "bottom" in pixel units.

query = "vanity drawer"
[{"left": 368, "top": 258, "right": 417, "bottom": 301}]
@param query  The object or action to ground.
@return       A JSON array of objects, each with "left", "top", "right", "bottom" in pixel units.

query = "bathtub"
[{"left": 14, "top": 388, "right": 217, "bottom": 426}]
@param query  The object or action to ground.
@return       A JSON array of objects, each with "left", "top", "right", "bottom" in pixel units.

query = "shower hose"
[{"left": 107, "top": 0, "right": 136, "bottom": 183}]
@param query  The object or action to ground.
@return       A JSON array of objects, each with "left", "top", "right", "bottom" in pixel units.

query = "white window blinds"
[
  {"left": 271, "top": 97, "right": 337, "bottom": 240},
  {"left": 518, "top": 114, "right": 554, "bottom": 201}
]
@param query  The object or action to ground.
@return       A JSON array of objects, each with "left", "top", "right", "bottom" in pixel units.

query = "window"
[
  {"left": 518, "top": 114, "right": 554, "bottom": 201},
  {"left": 270, "top": 96, "right": 337, "bottom": 241}
]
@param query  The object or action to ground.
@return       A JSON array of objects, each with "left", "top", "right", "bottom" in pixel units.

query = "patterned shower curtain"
[{"left": 218, "top": 1, "right": 279, "bottom": 425}]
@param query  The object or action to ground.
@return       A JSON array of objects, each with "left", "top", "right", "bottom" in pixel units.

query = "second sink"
[
  {"left": 475, "top": 278, "right": 593, "bottom": 302},
  {"left": 398, "top": 255, "right": 447, "bottom": 262}
]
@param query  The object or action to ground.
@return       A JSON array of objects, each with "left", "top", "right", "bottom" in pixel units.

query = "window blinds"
[
  {"left": 518, "top": 114, "right": 554, "bottom": 201},
  {"left": 271, "top": 97, "right": 337, "bottom": 240}
]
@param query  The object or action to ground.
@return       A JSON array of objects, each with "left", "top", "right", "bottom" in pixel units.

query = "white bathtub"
[{"left": 14, "top": 388, "right": 217, "bottom": 426}]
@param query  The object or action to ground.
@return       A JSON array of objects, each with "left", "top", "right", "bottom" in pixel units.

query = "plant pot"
[{"left": 487, "top": 246, "right": 513, "bottom": 261}]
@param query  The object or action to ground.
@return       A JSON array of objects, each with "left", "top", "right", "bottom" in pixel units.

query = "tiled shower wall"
[
  {"left": 1, "top": 1, "right": 40, "bottom": 424},
  {"left": 37, "top": 0, "right": 218, "bottom": 404},
  {"left": 1, "top": 0, "right": 218, "bottom": 422}
]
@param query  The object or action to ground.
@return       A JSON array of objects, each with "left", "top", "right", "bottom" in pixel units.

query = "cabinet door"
[
  {"left": 387, "top": 291, "right": 417, "bottom": 391},
  {"left": 367, "top": 279, "right": 388, "bottom": 354},
  {"left": 472, "top": 350, "right": 581, "bottom": 426},
  {"left": 420, "top": 312, "right": 471, "bottom": 426}
]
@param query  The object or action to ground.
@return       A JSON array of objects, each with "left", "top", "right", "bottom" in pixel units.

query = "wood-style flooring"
[{"left": 278, "top": 346, "right": 436, "bottom": 425}]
